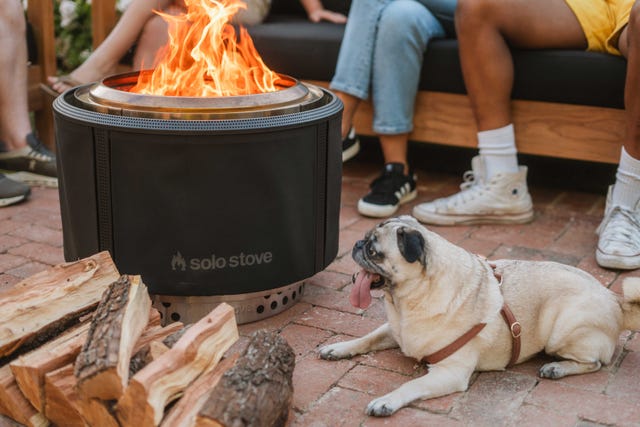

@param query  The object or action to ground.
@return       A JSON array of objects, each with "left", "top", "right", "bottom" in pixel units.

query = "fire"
[{"left": 131, "top": 0, "right": 280, "bottom": 96}]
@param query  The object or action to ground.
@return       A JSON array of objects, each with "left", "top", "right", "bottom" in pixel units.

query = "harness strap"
[{"left": 421, "top": 262, "right": 522, "bottom": 367}]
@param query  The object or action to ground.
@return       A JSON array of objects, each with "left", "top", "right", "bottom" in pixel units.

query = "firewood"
[
  {"left": 43, "top": 364, "right": 88, "bottom": 427},
  {"left": 195, "top": 331, "right": 295, "bottom": 427},
  {"left": 116, "top": 303, "right": 239, "bottom": 427},
  {"left": 160, "top": 354, "right": 238, "bottom": 427},
  {"left": 0, "top": 251, "right": 120, "bottom": 360},
  {"left": 44, "top": 319, "right": 184, "bottom": 427},
  {"left": 10, "top": 307, "right": 162, "bottom": 414},
  {"left": 0, "top": 365, "right": 48, "bottom": 427},
  {"left": 10, "top": 321, "right": 90, "bottom": 413},
  {"left": 75, "top": 275, "right": 152, "bottom": 401}
]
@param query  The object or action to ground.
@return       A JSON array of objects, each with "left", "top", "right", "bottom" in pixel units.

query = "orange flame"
[{"left": 131, "top": 0, "right": 280, "bottom": 96}]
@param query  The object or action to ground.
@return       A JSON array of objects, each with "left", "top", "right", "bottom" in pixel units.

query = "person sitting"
[
  {"left": 412, "top": 0, "right": 640, "bottom": 270},
  {"left": 45, "top": 0, "right": 347, "bottom": 94},
  {"left": 0, "top": 0, "right": 58, "bottom": 205},
  {"left": 331, "top": 0, "right": 454, "bottom": 216}
]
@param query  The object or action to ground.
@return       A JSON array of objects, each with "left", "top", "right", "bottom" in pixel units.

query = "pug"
[{"left": 318, "top": 215, "right": 640, "bottom": 417}]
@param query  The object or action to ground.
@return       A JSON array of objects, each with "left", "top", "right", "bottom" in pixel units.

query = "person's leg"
[
  {"left": 0, "top": 1, "right": 32, "bottom": 151},
  {"left": 413, "top": 0, "right": 587, "bottom": 226},
  {"left": 132, "top": 3, "right": 186, "bottom": 70},
  {"left": 47, "top": 0, "right": 178, "bottom": 93},
  {"left": 0, "top": 0, "right": 57, "bottom": 189},
  {"left": 330, "top": 0, "right": 393, "bottom": 139},
  {"left": 596, "top": 0, "right": 640, "bottom": 269},
  {"left": 357, "top": 0, "right": 444, "bottom": 217}
]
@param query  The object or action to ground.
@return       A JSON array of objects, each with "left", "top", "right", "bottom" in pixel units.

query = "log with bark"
[
  {"left": 116, "top": 303, "right": 239, "bottom": 427},
  {"left": 0, "top": 251, "right": 120, "bottom": 360},
  {"left": 74, "top": 274, "right": 152, "bottom": 401},
  {"left": 195, "top": 330, "right": 295, "bottom": 427}
]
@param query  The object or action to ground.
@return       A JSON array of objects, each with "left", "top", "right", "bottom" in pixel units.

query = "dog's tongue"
[{"left": 350, "top": 269, "right": 379, "bottom": 309}]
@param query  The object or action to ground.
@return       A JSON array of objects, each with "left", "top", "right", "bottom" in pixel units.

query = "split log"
[
  {"left": 10, "top": 321, "right": 91, "bottom": 413},
  {"left": 160, "top": 355, "right": 238, "bottom": 427},
  {"left": 195, "top": 331, "right": 295, "bottom": 427},
  {"left": 116, "top": 303, "right": 239, "bottom": 427},
  {"left": 0, "top": 251, "right": 120, "bottom": 360},
  {"left": 11, "top": 308, "right": 162, "bottom": 413},
  {"left": 75, "top": 275, "right": 152, "bottom": 401},
  {"left": 0, "top": 365, "right": 48, "bottom": 427},
  {"left": 44, "top": 319, "right": 183, "bottom": 427}
]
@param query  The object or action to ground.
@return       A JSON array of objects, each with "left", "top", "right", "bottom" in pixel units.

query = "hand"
[{"left": 307, "top": 9, "right": 347, "bottom": 23}]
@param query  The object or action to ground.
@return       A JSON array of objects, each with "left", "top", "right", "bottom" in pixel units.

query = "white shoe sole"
[
  {"left": 5, "top": 171, "right": 58, "bottom": 188},
  {"left": 412, "top": 207, "right": 535, "bottom": 225},
  {"left": 342, "top": 140, "right": 360, "bottom": 162},
  {"left": 596, "top": 250, "right": 640, "bottom": 270},
  {"left": 0, "top": 194, "right": 27, "bottom": 207},
  {"left": 358, "top": 190, "right": 417, "bottom": 218}
]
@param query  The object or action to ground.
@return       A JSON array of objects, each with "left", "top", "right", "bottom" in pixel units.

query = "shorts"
[{"left": 564, "top": 0, "right": 633, "bottom": 55}]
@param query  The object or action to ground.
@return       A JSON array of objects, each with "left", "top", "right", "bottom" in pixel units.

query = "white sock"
[
  {"left": 477, "top": 124, "right": 519, "bottom": 179},
  {"left": 612, "top": 147, "right": 640, "bottom": 210}
]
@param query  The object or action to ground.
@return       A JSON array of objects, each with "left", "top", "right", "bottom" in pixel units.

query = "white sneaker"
[
  {"left": 412, "top": 156, "right": 534, "bottom": 225},
  {"left": 596, "top": 186, "right": 640, "bottom": 270}
]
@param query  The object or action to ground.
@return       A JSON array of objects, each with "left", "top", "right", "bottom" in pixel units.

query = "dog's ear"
[{"left": 397, "top": 227, "right": 425, "bottom": 264}]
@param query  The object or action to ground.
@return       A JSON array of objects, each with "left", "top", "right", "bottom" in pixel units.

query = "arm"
[{"left": 299, "top": 0, "right": 347, "bottom": 23}]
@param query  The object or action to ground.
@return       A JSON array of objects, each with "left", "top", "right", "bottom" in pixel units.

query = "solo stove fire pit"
[{"left": 52, "top": 71, "right": 342, "bottom": 324}]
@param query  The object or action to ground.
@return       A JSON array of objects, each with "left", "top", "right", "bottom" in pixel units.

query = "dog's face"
[{"left": 350, "top": 216, "right": 427, "bottom": 308}]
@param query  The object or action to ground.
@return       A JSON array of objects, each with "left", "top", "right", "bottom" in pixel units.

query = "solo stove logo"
[{"left": 171, "top": 250, "right": 273, "bottom": 271}]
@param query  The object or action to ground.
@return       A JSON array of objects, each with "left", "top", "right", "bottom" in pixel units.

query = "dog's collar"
[{"left": 421, "top": 258, "right": 522, "bottom": 367}]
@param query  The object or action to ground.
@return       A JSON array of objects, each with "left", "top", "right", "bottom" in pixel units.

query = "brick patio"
[{"left": 1, "top": 155, "right": 639, "bottom": 426}]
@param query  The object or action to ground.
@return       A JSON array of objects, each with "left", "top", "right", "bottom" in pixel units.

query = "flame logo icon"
[{"left": 171, "top": 251, "right": 187, "bottom": 271}]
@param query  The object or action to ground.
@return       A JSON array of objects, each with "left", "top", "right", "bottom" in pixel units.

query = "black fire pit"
[{"left": 53, "top": 71, "right": 342, "bottom": 324}]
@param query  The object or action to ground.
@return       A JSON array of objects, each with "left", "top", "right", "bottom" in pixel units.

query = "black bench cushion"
[{"left": 249, "top": 17, "right": 626, "bottom": 109}]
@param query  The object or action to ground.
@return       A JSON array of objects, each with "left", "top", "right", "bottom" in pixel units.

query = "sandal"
[{"left": 39, "top": 75, "right": 83, "bottom": 99}]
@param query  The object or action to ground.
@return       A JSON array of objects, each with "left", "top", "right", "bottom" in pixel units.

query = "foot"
[
  {"left": 0, "top": 174, "right": 30, "bottom": 207},
  {"left": 342, "top": 127, "right": 360, "bottom": 162},
  {"left": 45, "top": 75, "right": 83, "bottom": 95},
  {"left": 357, "top": 163, "right": 417, "bottom": 218},
  {"left": 0, "top": 133, "right": 58, "bottom": 188},
  {"left": 412, "top": 156, "right": 534, "bottom": 225},
  {"left": 596, "top": 186, "right": 640, "bottom": 269}
]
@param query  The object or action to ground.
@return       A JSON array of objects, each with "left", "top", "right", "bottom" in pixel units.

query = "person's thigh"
[{"left": 460, "top": 0, "right": 588, "bottom": 49}]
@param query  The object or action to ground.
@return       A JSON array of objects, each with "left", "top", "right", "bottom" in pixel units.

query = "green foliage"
[{"left": 53, "top": 0, "right": 94, "bottom": 73}]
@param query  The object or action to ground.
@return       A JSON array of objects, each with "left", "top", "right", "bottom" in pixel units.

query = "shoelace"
[
  {"left": 27, "top": 140, "right": 55, "bottom": 162},
  {"left": 600, "top": 207, "right": 640, "bottom": 250}
]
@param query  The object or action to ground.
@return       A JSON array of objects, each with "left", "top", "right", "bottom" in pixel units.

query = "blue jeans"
[{"left": 330, "top": 0, "right": 455, "bottom": 134}]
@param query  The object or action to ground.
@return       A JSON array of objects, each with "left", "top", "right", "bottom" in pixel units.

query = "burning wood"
[{"left": 0, "top": 253, "right": 298, "bottom": 427}]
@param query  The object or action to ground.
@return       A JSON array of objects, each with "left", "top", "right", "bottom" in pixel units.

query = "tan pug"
[{"left": 318, "top": 215, "right": 640, "bottom": 417}]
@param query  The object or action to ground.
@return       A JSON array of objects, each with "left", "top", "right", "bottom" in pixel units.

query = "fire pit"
[{"left": 52, "top": 72, "right": 342, "bottom": 324}]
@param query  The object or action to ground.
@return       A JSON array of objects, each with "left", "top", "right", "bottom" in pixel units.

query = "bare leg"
[
  {"left": 334, "top": 91, "right": 361, "bottom": 139},
  {"left": 0, "top": 0, "right": 32, "bottom": 150},
  {"left": 132, "top": 4, "right": 186, "bottom": 69},
  {"left": 618, "top": 2, "right": 640, "bottom": 159},
  {"left": 455, "top": 0, "right": 587, "bottom": 131},
  {"left": 47, "top": 0, "right": 180, "bottom": 93},
  {"left": 379, "top": 134, "right": 409, "bottom": 173}
]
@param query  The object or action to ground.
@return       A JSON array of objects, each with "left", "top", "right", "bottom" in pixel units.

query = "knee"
[
  {"left": 379, "top": 1, "right": 440, "bottom": 39},
  {"left": 455, "top": 0, "right": 497, "bottom": 32},
  {"left": 139, "top": 14, "right": 168, "bottom": 46}
]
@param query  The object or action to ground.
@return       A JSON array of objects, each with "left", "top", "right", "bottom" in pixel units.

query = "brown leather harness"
[{"left": 421, "top": 262, "right": 522, "bottom": 367}]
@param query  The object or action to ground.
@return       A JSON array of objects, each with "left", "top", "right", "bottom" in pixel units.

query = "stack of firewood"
[{"left": 0, "top": 252, "right": 295, "bottom": 427}]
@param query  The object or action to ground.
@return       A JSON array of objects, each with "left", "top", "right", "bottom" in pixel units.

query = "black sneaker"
[
  {"left": 357, "top": 163, "right": 417, "bottom": 217},
  {"left": 342, "top": 127, "right": 360, "bottom": 162},
  {"left": 0, "top": 133, "right": 58, "bottom": 188},
  {"left": 0, "top": 174, "right": 30, "bottom": 207}
]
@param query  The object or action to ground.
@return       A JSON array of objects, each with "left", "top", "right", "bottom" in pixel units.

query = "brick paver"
[{"left": 1, "top": 156, "right": 639, "bottom": 426}]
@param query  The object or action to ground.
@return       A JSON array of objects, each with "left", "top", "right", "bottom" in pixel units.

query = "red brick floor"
[{"left": 2, "top": 157, "right": 640, "bottom": 426}]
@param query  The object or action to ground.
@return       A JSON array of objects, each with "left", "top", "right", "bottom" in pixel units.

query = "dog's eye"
[{"left": 368, "top": 246, "right": 377, "bottom": 257}]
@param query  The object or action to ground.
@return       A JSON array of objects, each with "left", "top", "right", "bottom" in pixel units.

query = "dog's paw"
[
  {"left": 539, "top": 362, "right": 565, "bottom": 379},
  {"left": 318, "top": 342, "right": 355, "bottom": 360},
  {"left": 366, "top": 396, "right": 400, "bottom": 417}
]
